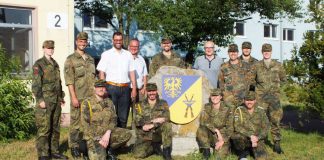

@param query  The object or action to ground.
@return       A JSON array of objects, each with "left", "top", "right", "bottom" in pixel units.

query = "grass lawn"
[{"left": 0, "top": 128, "right": 323, "bottom": 160}]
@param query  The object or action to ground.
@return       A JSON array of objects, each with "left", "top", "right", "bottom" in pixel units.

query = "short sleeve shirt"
[{"left": 132, "top": 55, "right": 148, "bottom": 89}]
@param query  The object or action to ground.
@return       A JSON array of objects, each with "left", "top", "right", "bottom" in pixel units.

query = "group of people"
[{"left": 32, "top": 30, "right": 286, "bottom": 160}]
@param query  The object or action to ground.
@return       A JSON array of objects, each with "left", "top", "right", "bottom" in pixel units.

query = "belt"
[{"left": 107, "top": 81, "right": 129, "bottom": 87}]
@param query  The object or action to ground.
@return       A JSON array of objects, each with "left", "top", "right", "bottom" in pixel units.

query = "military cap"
[
  {"left": 161, "top": 37, "right": 172, "bottom": 44},
  {"left": 262, "top": 43, "right": 272, "bottom": 52},
  {"left": 242, "top": 41, "right": 252, "bottom": 49},
  {"left": 42, "top": 40, "right": 55, "bottom": 48},
  {"left": 94, "top": 79, "right": 106, "bottom": 87},
  {"left": 210, "top": 88, "right": 222, "bottom": 96},
  {"left": 245, "top": 91, "right": 256, "bottom": 101},
  {"left": 77, "top": 32, "right": 88, "bottom": 40},
  {"left": 228, "top": 44, "right": 239, "bottom": 52},
  {"left": 146, "top": 83, "right": 158, "bottom": 91}
]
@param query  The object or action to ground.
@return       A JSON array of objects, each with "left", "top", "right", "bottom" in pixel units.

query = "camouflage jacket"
[
  {"left": 149, "top": 51, "right": 186, "bottom": 78},
  {"left": 218, "top": 60, "right": 254, "bottom": 101},
  {"left": 134, "top": 97, "right": 170, "bottom": 128},
  {"left": 239, "top": 55, "right": 258, "bottom": 65},
  {"left": 80, "top": 96, "right": 117, "bottom": 141},
  {"left": 32, "top": 56, "right": 64, "bottom": 104},
  {"left": 199, "top": 102, "right": 234, "bottom": 142},
  {"left": 255, "top": 59, "right": 286, "bottom": 94},
  {"left": 233, "top": 105, "right": 269, "bottom": 140},
  {"left": 64, "top": 52, "right": 96, "bottom": 100}
]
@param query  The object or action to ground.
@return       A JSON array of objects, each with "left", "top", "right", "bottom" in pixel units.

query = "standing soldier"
[
  {"left": 32, "top": 40, "right": 67, "bottom": 160},
  {"left": 64, "top": 32, "right": 96, "bottom": 158},
  {"left": 196, "top": 89, "right": 233, "bottom": 160},
  {"left": 255, "top": 43, "right": 286, "bottom": 154},
  {"left": 80, "top": 80, "right": 131, "bottom": 160},
  {"left": 240, "top": 41, "right": 258, "bottom": 64},
  {"left": 218, "top": 44, "right": 254, "bottom": 106},
  {"left": 133, "top": 83, "right": 173, "bottom": 160},
  {"left": 232, "top": 91, "right": 270, "bottom": 160},
  {"left": 149, "top": 37, "right": 186, "bottom": 78}
]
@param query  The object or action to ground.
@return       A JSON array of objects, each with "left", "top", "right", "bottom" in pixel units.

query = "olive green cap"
[
  {"left": 146, "top": 83, "right": 158, "bottom": 91},
  {"left": 42, "top": 40, "right": 55, "bottom": 48},
  {"left": 77, "top": 32, "right": 88, "bottom": 40},
  {"left": 228, "top": 44, "right": 239, "bottom": 52},
  {"left": 262, "top": 43, "right": 272, "bottom": 52},
  {"left": 94, "top": 79, "right": 106, "bottom": 87},
  {"left": 242, "top": 41, "right": 252, "bottom": 49},
  {"left": 245, "top": 91, "right": 256, "bottom": 101},
  {"left": 161, "top": 36, "right": 172, "bottom": 44},
  {"left": 210, "top": 88, "right": 222, "bottom": 96}
]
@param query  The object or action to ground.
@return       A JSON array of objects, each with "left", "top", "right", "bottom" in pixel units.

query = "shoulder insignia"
[{"left": 33, "top": 66, "right": 39, "bottom": 75}]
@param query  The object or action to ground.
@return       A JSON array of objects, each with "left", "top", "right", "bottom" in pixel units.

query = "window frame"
[
  {"left": 264, "top": 24, "right": 278, "bottom": 39},
  {"left": 283, "top": 28, "right": 295, "bottom": 41},
  {"left": 234, "top": 22, "right": 245, "bottom": 37}
]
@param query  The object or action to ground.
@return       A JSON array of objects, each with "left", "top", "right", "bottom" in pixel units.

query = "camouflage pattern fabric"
[
  {"left": 218, "top": 60, "right": 255, "bottom": 106},
  {"left": 149, "top": 51, "right": 186, "bottom": 78},
  {"left": 64, "top": 52, "right": 96, "bottom": 147},
  {"left": 32, "top": 56, "right": 64, "bottom": 157},
  {"left": 196, "top": 102, "right": 234, "bottom": 158},
  {"left": 132, "top": 97, "right": 172, "bottom": 158},
  {"left": 232, "top": 105, "right": 270, "bottom": 160},
  {"left": 80, "top": 96, "right": 131, "bottom": 160},
  {"left": 255, "top": 60, "right": 286, "bottom": 142}
]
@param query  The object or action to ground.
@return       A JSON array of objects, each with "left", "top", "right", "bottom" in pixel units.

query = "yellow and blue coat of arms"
[{"left": 162, "top": 75, "right": 202, "bottom": 124}]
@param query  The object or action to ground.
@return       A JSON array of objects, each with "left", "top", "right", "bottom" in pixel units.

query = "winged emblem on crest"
[{"left": 164, "top": 77, "right": 182, "bottom": 98}]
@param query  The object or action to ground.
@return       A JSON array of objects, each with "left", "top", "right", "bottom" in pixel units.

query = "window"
[
  {"left": 235, "top": 22, "right": 244, "bottom": 36},
  {"left": 283, "top": 28, "right": 294, "bottom": 41},
  {"left": 83, "top": 14, "right": 108, "bottom": 28},
  {"left": 264, "top": 24, "right": 277, "bottom": 38},
  {"left": 0, "top": 7, "right": 33, "bottom": 72}
]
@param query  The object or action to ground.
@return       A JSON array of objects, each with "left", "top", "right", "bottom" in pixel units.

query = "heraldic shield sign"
[{"left": 162, "top": 75, "right": 202, "bottom": 124}]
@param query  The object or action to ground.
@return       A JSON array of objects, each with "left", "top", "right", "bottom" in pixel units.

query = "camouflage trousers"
[
  {"left": 231, "top": 134, "right": 268, "bottom": 160},
  {"left": 35, "top": 101, "right": 61, "bottom": 157},
  {"left": 196, "top": 126, "right": 230, "bottom": 158},
  {"left": 69, "top": 101, "right": 82, "bottom": 148},
  {"left": 87, "top": 128, "right": 131, "bottom": 160},
  {"left": 133, "top": 122, "right": 172, "bottom": 158},
  {"left": 257, "top": 93, "right": 283, "bottom": 142}
]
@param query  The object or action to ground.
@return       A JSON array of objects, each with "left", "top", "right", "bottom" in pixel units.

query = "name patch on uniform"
[{"left": 162, "top": 75, "right": 202, "bottom": 124}]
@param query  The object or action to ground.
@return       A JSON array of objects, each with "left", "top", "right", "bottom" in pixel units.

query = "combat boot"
[
  {"left": 38, "top": 156, "right": 50, "bottom": 160},
  {"left": 273, "top": 141, "right": 284, "bottom": 154},
  {"left": 51, "top": 153, "right": 68, "bottom": 159},
  {"left": 238, "top": 150, "right": 249, "bottom": 160},
  {"left": 201, "top": 148, "right": 210, "bottom": 160},
  {"left": 71, "top": 147, "right": 81, "bottom": 158},
  {"left": 106, "top": 147, "right": 118, "bottom": 160},
  {"left": 162, "top": 147, "right": 172, "bottom": 160},
  {"left": 152, "top": 142, "right": 162, "bottom": 155}
]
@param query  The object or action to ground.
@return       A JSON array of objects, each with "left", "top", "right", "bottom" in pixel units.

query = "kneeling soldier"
[
  {"left": 133, "top": 83, "right": 173, "bottom": 160},
  {"left": 80, "top": 80, "right": 131, "bottom": 160},
  {"left": 232, "top": 91, "right": 270, "bottom": 160},
  {"left": 196, "top": 89, "right": 233, "bottom": 160}
]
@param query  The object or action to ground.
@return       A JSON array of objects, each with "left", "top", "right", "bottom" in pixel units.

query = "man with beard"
[
  {"left": 64, "top": 32, "right": 96, "bottom": 158},
  {"left": 132, "top": 83, "right": 172, "bottom": 160},
  {"left": 149, "top": 37, "right": 186, "bottom": 78},
  {"left": 232, "top": 91, "right": 270, "bottom": 160},
  {"left": 97, "top": 32, "right": 137, "bottom": 128}
]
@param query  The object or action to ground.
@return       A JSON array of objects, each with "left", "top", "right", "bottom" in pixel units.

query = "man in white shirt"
[
  {"left": 129, "top": 38, "right": 148, "bottom": 102},
  {"left": 97, "top": 32, "right": 137, "bottom": 128}
]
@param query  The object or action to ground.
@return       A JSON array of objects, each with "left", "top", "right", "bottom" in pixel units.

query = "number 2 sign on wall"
[{"left": 47, "top": 13, "right": 67, "bottom": 29}]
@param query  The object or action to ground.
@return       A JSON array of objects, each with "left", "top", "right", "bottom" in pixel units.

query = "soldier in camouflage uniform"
[
  {"left": 218, "top": 44, "right": 255, "bottom": 106},
  {"left": 196, "top": 89, "right": 234, "bottom": 160},
  {"left": 240, "top": 41, "right": 258, "bottom": 64},
  {"left": 255, "top": 43, "right": 286, "bottom": 154},
  {"left": 32, "top": 40, "right": 67, "bottom": 160},
  {"left": 232, "top": 91, "right": 270, "bottom": 160},
  {"left": 80, "top": 80, "right": 131, "bottom": 160},
  {"left": 133, "top": 83, "right": 173, "bottom": 160},
  {"left": 148, "top": 37, "right": 186, "bottom": 78},
  {"left": 64, "top": 32, "right": 96, "bottom": 158}
]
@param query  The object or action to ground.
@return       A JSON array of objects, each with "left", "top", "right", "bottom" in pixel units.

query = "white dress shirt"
[{"left": 132, "top": 55, "right": 148, "bottom": 89}]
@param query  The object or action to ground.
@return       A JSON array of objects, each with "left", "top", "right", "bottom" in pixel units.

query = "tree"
[{"left": 284, "top": 0, "right": 324, "bottom": 118}]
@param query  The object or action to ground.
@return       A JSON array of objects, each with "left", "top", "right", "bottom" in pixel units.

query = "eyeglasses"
[{"left": 204, "top": 47, "right": 214, "bottom": 49}]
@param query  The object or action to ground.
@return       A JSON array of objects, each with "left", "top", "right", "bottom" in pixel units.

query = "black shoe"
[
  {"left": 152, "top": 142, "right": 162, "bottom": 155},
  {"left": 238, "top": 150, "right": 249, "bottom": 160},
  {"left": 71, "top": 147, "right": 81, "bottom": 158},
  {"left": 106, "top": 148, "right": 118, "bottom": 160},
  {"left": 162, "top": 147, "right": 172, "bottom": 160},
  {"left": 38, "top": 156, "right": 50, "bottom": 160},
  {"left": 51, "top": 153, "right": 68, "bottom": 159},
  {"left": 273, "top": 141, "right": 284, "bottom": 154},
  {"left": 201, "top": 148, "right": 210, "bottom": 160}
]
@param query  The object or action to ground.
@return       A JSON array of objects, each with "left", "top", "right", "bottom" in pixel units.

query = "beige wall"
[{"left": 0, "top": 0, "right": 74, "bottom": 113}]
